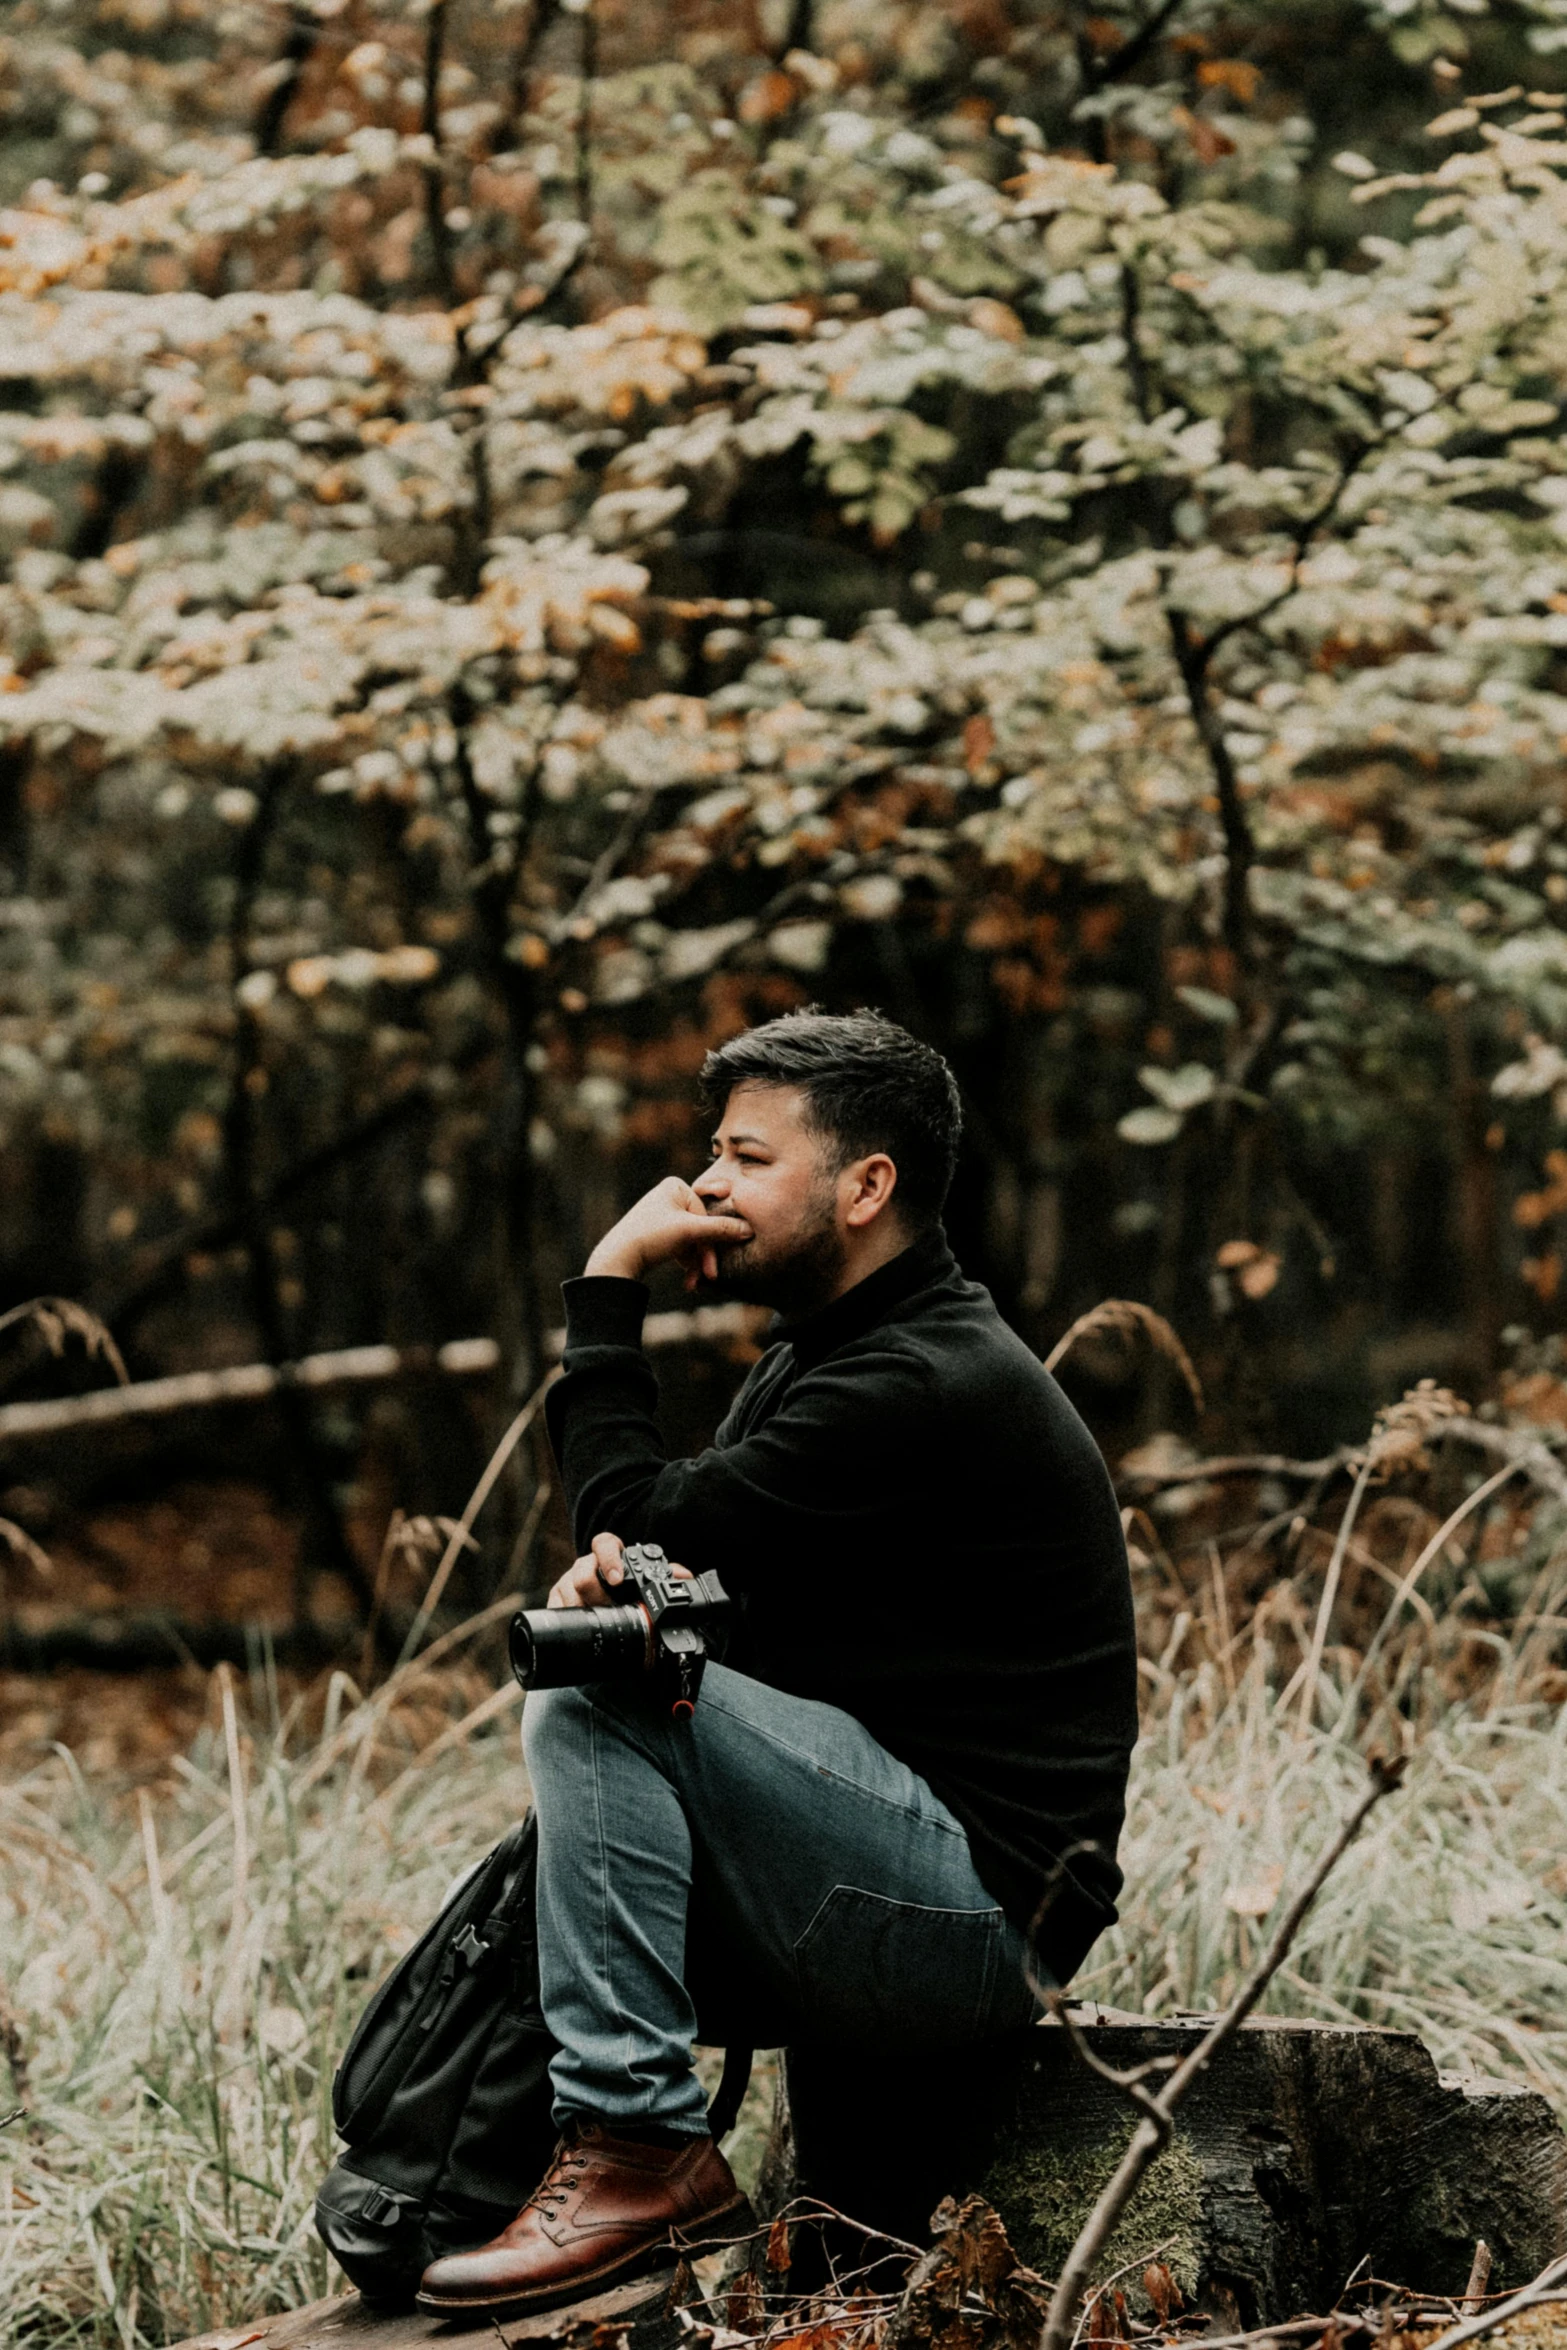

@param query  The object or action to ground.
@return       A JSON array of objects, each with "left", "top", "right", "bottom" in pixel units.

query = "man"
[{"left": 417, "top": 1009, "right": 1137, "bottom": 2319}]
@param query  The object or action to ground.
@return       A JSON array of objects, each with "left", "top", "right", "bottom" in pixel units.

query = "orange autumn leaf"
[
  {"left": 968, "top": 297, "right": 1024, "bottom": 343},
  {"left": 738, "top": 70, "right": 799, "bottom": 124},
  {"left": 1515, "top": 1150, "right": 1567, "bottom": 1230},
  {"left": 1199, "top": 58, "right": 1262, "bottom": 103},
  {"left": 964, "top": 713, "right": 997, "bottom": 772},
  {"left": 1238, "top": 1252, "right": 1282, "bottom": 1300},
  {"left": 1173, "top": 104, "right": 1238, "bottom": 163},
  {"left": 1522, "top": 1252, "right": 1562, "bottom": 1303}
]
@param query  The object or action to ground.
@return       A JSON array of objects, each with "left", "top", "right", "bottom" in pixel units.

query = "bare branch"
[
  {"left": 1038, "top": 1757, "right": 1405, "bottom": 2350},
  {"left": 1165, "top": 442, "right": 1376, "bottom": 962},
  {"left": 1114, "top": 1419, "right": 1567, "bottom": 1501},
  {"left": 1118, "top": 1447, "right": 1346, "bottom": 1491},
  {"left": 423, "top": 0, "right": 456, "bottom": 305},
  {"left": 1079, "top": 0, "right": 1190, "bottom": 97},
  {"left": 254, "top": 0, "right": 319, "bottom": 156}
]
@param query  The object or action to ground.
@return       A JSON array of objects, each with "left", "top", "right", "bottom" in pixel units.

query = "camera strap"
[{"left": 707, "top": 2042, "right": 753, "bottom": 2142}]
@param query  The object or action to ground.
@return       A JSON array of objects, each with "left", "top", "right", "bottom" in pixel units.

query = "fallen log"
[
  {"left": 0, "top": 1608, "right": 366, "bottom": 1674},
  {"left": 0, "top": 1306, "right": 770, "bottom": 1444},
  {"left": 0, "top": 1338, "right": 501, "bottom": 1442},
  {"left": 167, "top": 2269, "right": 683, "bottom": 2350},
  {"left": 766, "top": 2013, "right": 1567, "bottom": 2328}
]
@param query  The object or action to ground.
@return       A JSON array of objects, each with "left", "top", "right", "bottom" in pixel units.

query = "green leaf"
[
  {"left": 1118, "top": 1104, "right": 1184, "bottom": 1145},
  {"left": 1140, "top": 1063, "right": 1216, "bottom": 1113},
  {"left": 1176, "top": 985, "right": 1239, "bottom": 1027}
]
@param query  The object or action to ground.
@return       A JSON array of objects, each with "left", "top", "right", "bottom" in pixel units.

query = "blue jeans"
[{"left": 521, "top": 1662, "right": 1038, "bottom": 2134}]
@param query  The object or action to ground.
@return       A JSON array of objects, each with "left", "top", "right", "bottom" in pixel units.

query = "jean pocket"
[{"left": 791, "top": 1884, "right": 1007, "bottom": 2046}]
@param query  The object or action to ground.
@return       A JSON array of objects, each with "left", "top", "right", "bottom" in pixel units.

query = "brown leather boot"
[{"left": 414, "top": 2122, "right": 752, "bottom": 2318}]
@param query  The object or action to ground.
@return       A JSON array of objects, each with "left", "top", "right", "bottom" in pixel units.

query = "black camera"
[{"left": 509, "top": 1542, "right": 731, "bottom": 1719}]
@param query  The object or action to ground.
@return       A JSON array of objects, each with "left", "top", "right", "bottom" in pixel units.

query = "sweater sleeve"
[{"left": 544, "top": 1275, "right": 934, "bottom": 1585}]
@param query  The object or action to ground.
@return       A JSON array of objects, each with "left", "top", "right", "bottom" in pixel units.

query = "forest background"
[
  {"left": 8, "top": 0, "right": 1567, "bottom": 2341},
  {"left": 4, "top": 0, "right": 1567, "bottom": 1643}
]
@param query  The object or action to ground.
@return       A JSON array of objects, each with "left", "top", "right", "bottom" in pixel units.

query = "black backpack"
[{"left": 314, "top": 1811, "right": 751, "bottom": 2306}]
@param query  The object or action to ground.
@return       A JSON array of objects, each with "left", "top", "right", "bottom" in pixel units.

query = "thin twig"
[
  {"left": 254, "top": 0, "right": 319, "bottom": 154},
  {"left": 1072, "top": 2243, "right": 1176, "bottom": 2350},
  {"left": 1038, "top": 1757, "right": 1405, "bottom": 2350},
  {"left": 1412, "top": 2257, "right": 1567, "bottom": 2350},
  {"left": 1116, "top": 1421, "right": 1566, "bottom": 1500},
  {"left": 1462, "top": 2241, "right": 1493, "bottom": 2316},
  {"left": 422, "top": 0, "right": 455, "bottom": 304},
  {"left": 1079, "top": 0, "right": 1189, "bottom": 95}
]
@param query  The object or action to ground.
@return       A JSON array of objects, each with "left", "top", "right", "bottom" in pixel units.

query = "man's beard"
[{"left": 705, "top": 1192, "right": 846, "bottom": 1320}]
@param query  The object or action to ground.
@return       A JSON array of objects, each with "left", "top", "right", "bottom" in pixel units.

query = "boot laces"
[{"left": 529, "top": 2141, "right": 591, "bottom": 2213}]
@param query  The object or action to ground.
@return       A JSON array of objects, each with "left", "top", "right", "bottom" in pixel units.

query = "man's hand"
[
  {"left": 547, "top": 1530, "right": 628, "bottom": 1610},
  {"left": 584, "top": 1176, "right": 749, "bottom": 1289},
  {"left": 546, "top": 1530, "right": 691, "bottom": 1610}
]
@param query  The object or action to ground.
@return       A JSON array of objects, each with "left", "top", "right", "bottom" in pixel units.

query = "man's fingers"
[
  {"left": 590, "top": 1530, "right": 626, "bottom": 1585},
  {"left": 547, "top": 1550, "right": 616, "bottom": 1608}
]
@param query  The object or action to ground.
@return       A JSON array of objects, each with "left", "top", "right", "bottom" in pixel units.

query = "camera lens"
[{"left": 509, "top": 1603, "right": 652, "bottom": 1691}]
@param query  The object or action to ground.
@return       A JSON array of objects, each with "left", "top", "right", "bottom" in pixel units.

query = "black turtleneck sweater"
[{"left": 544, "top": 1230, "right": 1138, "bottom": 1984}]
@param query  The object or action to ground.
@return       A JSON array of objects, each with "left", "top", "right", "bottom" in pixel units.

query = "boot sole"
[{"left": 414, "top": 2193, "right": 755, "bottom": 2324}]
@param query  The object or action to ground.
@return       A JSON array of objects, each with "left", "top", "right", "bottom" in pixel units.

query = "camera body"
[{"left": 509, "top": 1542, "right": 731, "bottom": 1718}]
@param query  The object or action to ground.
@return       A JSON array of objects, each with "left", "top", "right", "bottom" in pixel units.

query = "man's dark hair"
[{"left": 698, "top": 1008, "right": 962, "bottom": 1230}]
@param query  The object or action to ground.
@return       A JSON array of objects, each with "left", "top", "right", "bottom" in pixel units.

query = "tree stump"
[{"left": 766, "top": 2011, "right": 1567, "bottom": 2326}]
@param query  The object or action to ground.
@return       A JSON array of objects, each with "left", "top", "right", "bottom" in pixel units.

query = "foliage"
[{"left": 6, "top": 0, "right": 1567, "bottom": 1478}]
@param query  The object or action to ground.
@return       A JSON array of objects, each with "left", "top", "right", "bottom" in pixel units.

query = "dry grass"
[{"left": 4, "top": 1457, "right": 1567, "bottom": 2346}]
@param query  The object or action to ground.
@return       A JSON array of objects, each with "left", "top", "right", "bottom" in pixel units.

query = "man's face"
[{"left": 691, "top": 1083, "right": 845, "bottom": 1314}]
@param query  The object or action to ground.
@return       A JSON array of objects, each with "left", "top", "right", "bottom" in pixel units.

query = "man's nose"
[{"left": 694, "top": 1165, "right": 729, "bottom": 1201}]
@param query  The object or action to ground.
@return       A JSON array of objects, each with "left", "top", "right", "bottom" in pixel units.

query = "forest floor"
[{"left": 4, "top": 1459, "right": 1567, "bottom": 2347}]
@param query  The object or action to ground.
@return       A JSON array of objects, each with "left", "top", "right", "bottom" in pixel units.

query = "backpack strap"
[{"left": 706, "top": 2043, "right": 752, "bottom": 2143}]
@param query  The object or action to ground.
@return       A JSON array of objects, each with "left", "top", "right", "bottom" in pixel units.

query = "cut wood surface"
[{"left": 771, "top": 2014, "right": 1567, "bottom": 2329}]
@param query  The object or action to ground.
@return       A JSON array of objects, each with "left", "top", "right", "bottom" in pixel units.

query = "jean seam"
[
  {"left": 586, "top": 1697, "right": 636, "bottom": 2107},
  {"left": 698, "top": 1687, "right": 967, "bottom": 1838},
  {"left": 586, "top": 1678, "right": 963, "bottom": 1842},
  {"left": 972, "top": 1907, "right": 1001, "bottom": 2037}
]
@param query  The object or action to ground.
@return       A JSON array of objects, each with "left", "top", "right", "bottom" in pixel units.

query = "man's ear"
[{"left": 844, "top": 1153, "right": 899, "bottom": 1228}]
